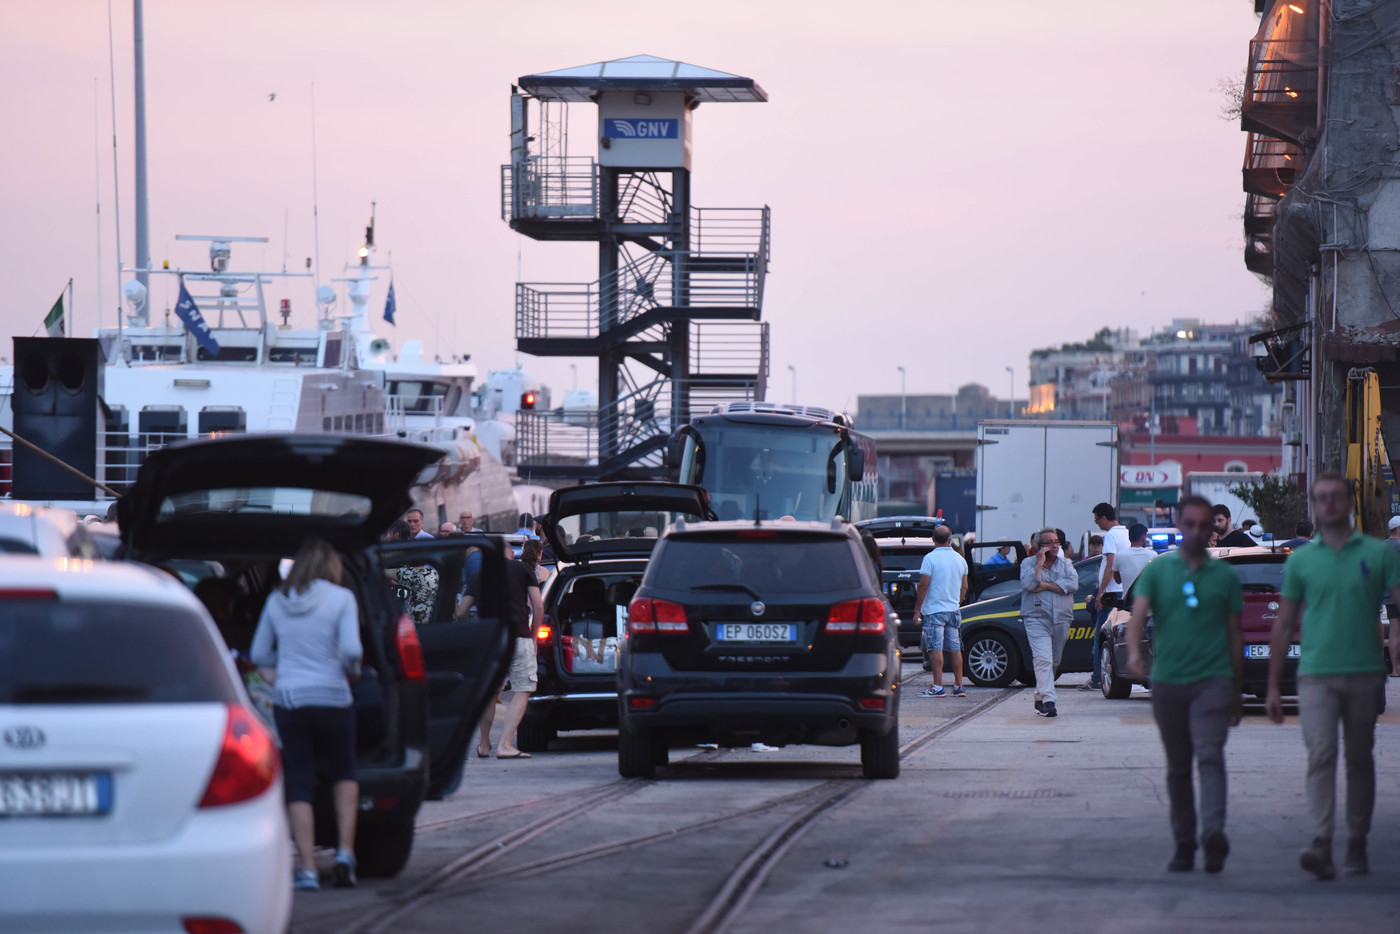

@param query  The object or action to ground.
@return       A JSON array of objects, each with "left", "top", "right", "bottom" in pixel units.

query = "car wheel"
[
  {"left": 617, "top": 728, "right": 657, "bottom": 779},
  {"left": 964, "top": 631, "right": 1018, "bottom": 688},
  {"left": 860, "top": 727, "right": 900, "bottom": 779},
  {"left": 1101, "top": 643, "right": 1131, "bottom": 699},
  {"left": 355, "top": 820, "right": 415, "bottom": 878},
  {"left": 516, "top": 713, "right": 555, "bottom": 752},
  {"left": 651, "top": 733, "right": 670, "bottom": 767}
]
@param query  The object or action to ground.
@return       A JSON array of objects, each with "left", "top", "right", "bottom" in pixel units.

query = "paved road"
[{"left": 291, "top": 665, "right": 1400, "bottom": 934}]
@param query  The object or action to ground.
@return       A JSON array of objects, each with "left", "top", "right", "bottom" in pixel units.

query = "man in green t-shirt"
[
  {"left": 1125, "top": 495, "right": 1244, "bottom": 874},
  {"left": 1265, "top": 471, "right": 1400, "bottom": 879}
]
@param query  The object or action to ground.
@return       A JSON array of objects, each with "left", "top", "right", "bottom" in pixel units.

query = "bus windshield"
[{"left": 680, "top": 422, "right": 850, "bottom": 522}]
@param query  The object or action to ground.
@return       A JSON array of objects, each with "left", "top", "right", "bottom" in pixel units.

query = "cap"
[{"left": 1388, "top": 515, "right": 1400, "bottom": 531}]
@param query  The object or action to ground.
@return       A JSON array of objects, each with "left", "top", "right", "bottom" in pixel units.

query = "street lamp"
[
  {"left": 897, "top": 365, "right": 906, "bottom": 429},
  {"left": 1005, "top": 366, "right": 1015, "bottom": 418},
  {"left": 787, "top": 364, "right": 797, "bottom": 405}
]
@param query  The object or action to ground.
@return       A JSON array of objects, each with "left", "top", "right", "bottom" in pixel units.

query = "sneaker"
[
  {"left": 750, "top": 742, "right": 778, "bottom": 752},
  {"left": 953, "top": 685, "right": 966, "bottom": 697},
  {"left": 1039, "top": 701, "right": 1057, "bottom": 718},
  {"left": 1202, "top": 830, "right": 1229, "bottom": 873},
  {"left": 1167, "top": 843, "right": 1195, "bottom": 872},
  {"left": 1299, "top": 838, "right": 1336, "bottom": 880},
  {"left": 332, "top": 851, "right": 357, "bottom": 889},
  {"left": 294, "top": 869, "right": 320, "bottom": 892},
  {"left": 1344, "top": 837, "right": 1368, "bottom": 876},
  {"left": 1034, "top": 699, "right": 1045, "bottom": 714},
  {"left": 917, "top": 686, "right": 947, "bottom": 698},
  {"left": 1079, "top": 680, "right": 1101, "bottom": 691}
]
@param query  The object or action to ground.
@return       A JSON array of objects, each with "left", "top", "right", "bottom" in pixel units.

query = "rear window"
[
  {"left": 0, "top": 538, "right": 38, "bottom": 555},
  {"left": 649, "top": 537, "right": 863, "bottom": 593},
  {"left": 158, "top": 487, "right": 371, "bottom": 522},
  {"left": 880, "top": 549, "right": 930, "bottom": 572},
  {"left": 0, "top": 600, "right": 239, "bottom": 705},
  {"left": 1227, "top": 559, "right": 1285, "bottom": 592}
]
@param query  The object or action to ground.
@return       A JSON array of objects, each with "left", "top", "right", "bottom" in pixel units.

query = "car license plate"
[
  {"left": 716, "top": 623, "right": 797, "bottom": 643},
  {"left": 1244, "top": 644, "right": 1300, "bottom": 659},
  {"left": 0, "top": 772, "right": 111, "bottom": 817}
]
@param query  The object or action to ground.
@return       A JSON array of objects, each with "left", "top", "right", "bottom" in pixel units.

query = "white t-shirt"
[
  {"left": 1099, "top": 524, "right": 1131, "bottom": 594},
  {"left": 1114, "top": 545, "right": 1157, "bottom": 595},
  {"left": 919, "top": 546, "right": 968, "bottom": 615}
]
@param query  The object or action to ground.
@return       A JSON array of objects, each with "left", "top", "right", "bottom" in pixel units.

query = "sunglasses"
[{"left": 1182, "top": 580, "right": 1198, "bottom": 609}]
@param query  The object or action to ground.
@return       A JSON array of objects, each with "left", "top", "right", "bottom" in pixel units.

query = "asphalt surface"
[{"left": 290, "top": 664, "right": 1400, "bottom": 934}]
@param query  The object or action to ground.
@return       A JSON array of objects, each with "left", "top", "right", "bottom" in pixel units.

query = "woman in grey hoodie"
[{"left": 251, "top": 538, "right": 363, "bottom": 891}]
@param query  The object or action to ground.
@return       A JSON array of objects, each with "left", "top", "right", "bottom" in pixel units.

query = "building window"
[{"left": 1224, "top": 460, "right": 1248, "bottom": 473}]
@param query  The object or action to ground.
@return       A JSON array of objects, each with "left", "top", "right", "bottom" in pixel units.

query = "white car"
[
  {"left": 0, "top": 502, "right": 100, "bottom": 559},
  {"left": 0, "top": 557, "right": 291, "bottom": 934}
]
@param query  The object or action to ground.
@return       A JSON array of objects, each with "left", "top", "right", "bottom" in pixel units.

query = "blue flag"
[
  {"left": 384, "top": 278, "right": 397, "bottom": 325},
  {"left": 175, "top": 279, "right": 221, "bottom": 356}
]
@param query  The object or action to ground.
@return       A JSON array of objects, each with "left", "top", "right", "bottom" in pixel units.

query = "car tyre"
[
  {"left": 860, "top": 727, "right": 900, "bottom": 779},
  {"left": 651, "top": 733, "right": 670, "bottom": 767},
  {"left": 964, "top": 631, "right": 1019, "bottom": 688},
  {"left": 516, "top": 713, "right": 555, "bottom": 753},
  {"left": 1101, "top": 643, "right": 1132, "bottom": 699},
  {"left": 617, "top": 727, "right": 657, "bottom": 779},
  {"left": 355, "top": 820, "right": 414, "bottom": 878}
]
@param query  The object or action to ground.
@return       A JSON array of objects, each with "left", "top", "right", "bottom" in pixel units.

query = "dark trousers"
[{"left": 1150, "top": 676, "right": 1234, "bottom": 845}]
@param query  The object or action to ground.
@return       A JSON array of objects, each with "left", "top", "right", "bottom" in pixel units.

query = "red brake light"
[
  {"left": 826, "top": 598, "right": 886, "bottom": 634},
  {"left": 536, "top": 623, "right": 554, "bottom": 645},
  {"left": 859, "top": 697, "right": 887, "bottom": 710},
  {"left": 0, "top": 588, "right": 58, "bottom": 601},
  {"left": 629, "top": 696, "right": 656, "bottom": 709},
  {"left": 198, "top": 706, "right": 279, "bottom": 809},
  {"left": 627, "top": 598, "right": 688, "bottom": 634},
  {"left": 395, "top": 614, "right": 426, "bottom": 682},
  {"left": 183, "top": 919, "right": 245, "bottom": 934},
  {"left": 735, "top": 529, "right": 779, "bottom": 539}
]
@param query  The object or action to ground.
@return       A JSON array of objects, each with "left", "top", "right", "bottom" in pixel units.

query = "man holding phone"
[{"left": 1019, "top": 528, "right": 1078, "bottom": 718}]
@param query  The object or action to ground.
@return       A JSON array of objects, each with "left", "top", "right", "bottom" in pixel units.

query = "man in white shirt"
[
  {"left": 1115, "top": 524, "right": 1157, "bottom": 594},
  {"left": 404, "top": 508, "right": 435, "bottom": 540},
  {"left": 1084, "top": 502, "right": 1131, "bottom": 691},
  {"left": 913, "top": 525, "right": 969, "bottom": 698}
]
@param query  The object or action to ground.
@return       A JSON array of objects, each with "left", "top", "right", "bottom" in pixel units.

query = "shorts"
[
  {"left": 921, "top": 611, "right": 962, "bottom": 652},
  {"left": 504, "top": 636, "right": 538, "bottom": 693},
  {"left": 272, "top": 704, "right": 357, "bottom": 804}
]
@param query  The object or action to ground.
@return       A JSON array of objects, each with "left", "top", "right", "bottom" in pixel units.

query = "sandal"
[{"left": 496, "top": 751, "right": 532, "bottom": 759}]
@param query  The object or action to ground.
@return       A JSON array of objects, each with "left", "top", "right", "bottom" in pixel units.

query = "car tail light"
[
  {"left": 536, "top": 623, "right": 554, "bottom": 646},
  {"left": 735, "top": 529, "right": 779, "bottom": 539},
  {"left": 395, "top": 614, "right": 426, "bottom": 682},
  {"left": 0, "top": 588, "right": 58, "bottom": 601},
  {"left": 629, "top": 696, "right": 656, "bottom": 709},
  {"left": 826, "top": 598, "right": 886, "bottom": 634},
  {"left": 859, "top": 697, "right": 887, "bottom": 710},
  {"left": 198, "top": 706, "right": 279, "bottom": 809},
  {"left": 628, "top": 598, "right": 689, "bottom": 634},
  {"left": 182, "top": 919, "right": 244, "bottom": 934}
]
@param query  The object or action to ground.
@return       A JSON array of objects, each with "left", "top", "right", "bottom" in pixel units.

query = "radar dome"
[
  {"left": 316, "top": 285, "right": 336, "bottom": 306},
  {"left": 122, "top": 279, "right": 148, "bottom": 310}
]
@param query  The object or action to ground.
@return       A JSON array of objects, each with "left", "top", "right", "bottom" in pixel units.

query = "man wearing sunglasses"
[
  {"left": 1019, "top": 528, "right": 1078, "bottom": 718},
  {"left": 1265, "top": 471, "right": 1400, "bottom": 880},
  {"left": 1125, "top": 495, "right": 1243, "bottom": 874}
]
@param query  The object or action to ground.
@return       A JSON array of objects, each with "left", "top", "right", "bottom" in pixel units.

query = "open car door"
[{"left": 377, "top": 534, "right": 514, "bottom": 799}]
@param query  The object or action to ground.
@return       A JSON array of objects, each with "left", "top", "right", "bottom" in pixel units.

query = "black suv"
[
  {"left": 616, "top": 519, "right": 901, "bottom": 780},
  {"left": 118, "top": 434, "right": 513, "bottom": 877},
  {"left": 516, "top": 481, "right": 716, "bottom": 751}
]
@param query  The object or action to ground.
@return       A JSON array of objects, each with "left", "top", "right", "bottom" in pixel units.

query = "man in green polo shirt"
[
  {"left": 1265, "top": 471, "right": 1400, "bottom": 880},
  {"left": 1125, "top": 495, "right": 1243, "bottom": 874}
]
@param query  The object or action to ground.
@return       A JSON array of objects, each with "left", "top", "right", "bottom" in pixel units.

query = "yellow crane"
[{"left": 1344, "top": 367, "right": 1400, "bottom": 535}]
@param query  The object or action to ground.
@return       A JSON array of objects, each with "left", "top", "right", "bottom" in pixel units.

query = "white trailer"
[{"left": 975, "top": 420, "right": 1120, "bottom": 550}]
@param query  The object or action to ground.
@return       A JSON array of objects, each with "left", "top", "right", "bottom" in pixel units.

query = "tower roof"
[{"left": 518, "top": 55, "right": 767, "bottom": 103}]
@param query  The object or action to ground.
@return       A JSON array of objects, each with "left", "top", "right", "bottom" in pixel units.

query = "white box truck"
[{"left": 975, "top": 420, "right": 1120, "bottom": 550}]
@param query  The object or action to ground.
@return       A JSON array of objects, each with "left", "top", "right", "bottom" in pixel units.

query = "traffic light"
[{"left": 521, "top": 391, "right": 537, "bottom": 410}]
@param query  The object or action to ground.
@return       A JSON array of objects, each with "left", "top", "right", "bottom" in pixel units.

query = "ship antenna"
[{"left": 311, "top": 81, "right": 323, "bottom": 293}]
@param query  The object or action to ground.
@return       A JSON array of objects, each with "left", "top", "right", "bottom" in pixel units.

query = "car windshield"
[
  {"left": 650, "top": 537, "right": 862, "bottom": 593},
  {"left": 157, "top": 487, "right": 372, "bottom": 522},
  {"left": 0, "top": 601, "right": 239, "bottom": 704},
  {"left": 684, "top": 423, "right": 849, "bottom": 522}
]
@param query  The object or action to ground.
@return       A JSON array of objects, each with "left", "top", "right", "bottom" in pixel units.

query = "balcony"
[
  {"left": 1243, "top": 133, "right": 1303, "bottom": 198},
  {"left": 1241, "top": 2, "right": 1319, "bottom": 146},
  {"left": 1244, "top": 193, "right": 1277, "bottom": 276}
]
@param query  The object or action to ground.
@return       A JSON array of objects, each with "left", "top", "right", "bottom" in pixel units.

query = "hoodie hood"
[{"left": 274, "top": 578, "right": 335, "bottom": 616}]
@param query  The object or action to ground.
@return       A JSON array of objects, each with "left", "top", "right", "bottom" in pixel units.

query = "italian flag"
[{"left": 44, "top": 293, "right": 64, "bottom": 337}]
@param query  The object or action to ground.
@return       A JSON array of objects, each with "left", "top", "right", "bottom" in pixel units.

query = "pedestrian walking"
[
  {"left": 1264, "top": 472, "right": 1400, "bottom": 879},
  {"left": 1020, "top": 528, "right": 1077, "bottom": 717},
  {"left": 1084, "top": 503, "right": 1130, "bottom": 692},
  {"left": 248, "top": 538, "right": 364, "bottom": 891},
  {"left": 459, "top": 539, "right": 545, "bottom": 759},
  {"left": 1385, "top": 516, "right": 1400, "bottom": 673},
  {"left": 914, "top": 525, "right": 968, "bottom": 698},
  {"left": 1124, "top": 497, "right": 1243, "bottom": 873}
]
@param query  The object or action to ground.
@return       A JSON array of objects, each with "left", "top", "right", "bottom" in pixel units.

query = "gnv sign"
[
  {"left": 604, "top": 118, "right": 679, "bottom": 139},
  {"left": 1120, "top": 463, "right": 1183, "bottom": 488}
]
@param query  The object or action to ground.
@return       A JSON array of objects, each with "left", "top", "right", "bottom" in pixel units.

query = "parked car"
[
  {"left": 1099, "top": 546, "right": 1307, "bottom": 700},
  {"left": 617, "top": 518, "right": 902, "bottom": 779},
  {"left": 116, "top": 433, "right": 514, "bottom": 877},
  {"left": 956, "top": 556, "right": 1103, "bottom": 687},
  {"left": 518, "top": 481, "right": 716, "bottom": 751},
  {"left": 0, "top": 557, "right": 291, "bottom": 934},
  {"left": 0, "top": 501, "right": 100, "bottom": 559}
]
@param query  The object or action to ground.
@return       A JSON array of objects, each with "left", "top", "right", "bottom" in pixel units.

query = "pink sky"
[{"left": 0, "top": 0, "right": 1267, "bottom": 412}]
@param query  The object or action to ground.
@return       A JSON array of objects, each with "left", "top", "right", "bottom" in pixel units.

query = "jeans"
[
  {"left": 1150, "top": 676, "right": 1233, "bottom": 846},
  {"left": 1022, "top": 614, "right": 1067, "bottom": 704},
  {"left": 921, "top": 611, "right": 962, "bottom": 652},
  {"left": 1298, "top": 673, "right": 1387, "bottom": 843},
  {"left": 1090, "top": 605, "right": 1111, "bottom": 685}
]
